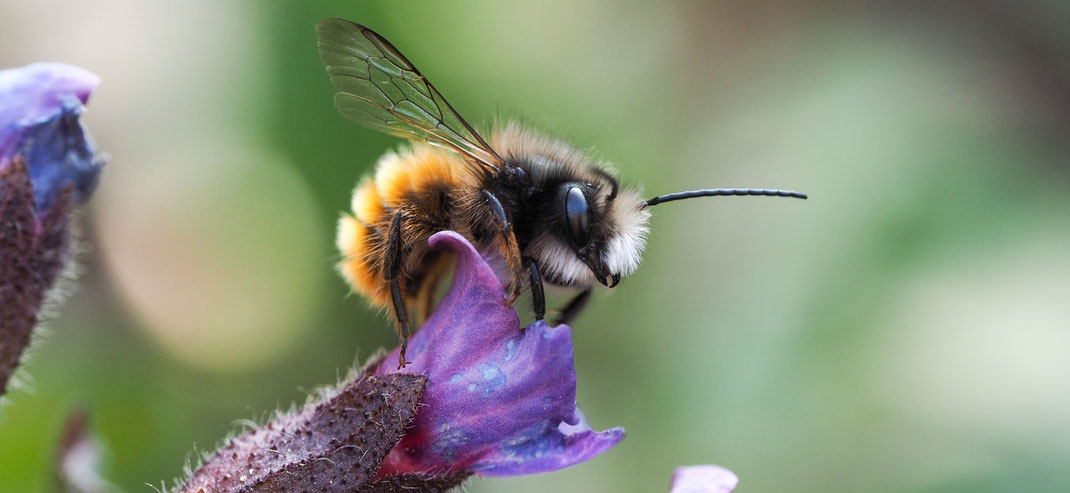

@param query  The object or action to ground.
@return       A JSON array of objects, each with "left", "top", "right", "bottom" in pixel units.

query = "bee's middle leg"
[
  {"left": 384, "top": 210, "right": 411, "bottom": 369},
  {"left": 481, "top": 190, "right": 524, "bottom": 304},
  {"left": 524, "top": 257, "right": 545, "bottom": 322}
]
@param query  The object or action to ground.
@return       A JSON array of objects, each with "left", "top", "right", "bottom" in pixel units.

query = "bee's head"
[
  {"left": 526, "top": 180, "right": 809, "bottom": 288},
  {"left": 528, "top": 179, "right": 650, "bottom": 288},
  {"left": 499, "top": 121, "right": 807, "bottom": 289}
]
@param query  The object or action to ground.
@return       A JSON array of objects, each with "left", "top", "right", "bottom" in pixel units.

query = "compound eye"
[{"left": 564, "top": 186, "right": 590, "bottom": 247}]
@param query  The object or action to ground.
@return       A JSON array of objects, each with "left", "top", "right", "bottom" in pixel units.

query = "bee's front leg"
[
  {"left": 481, "top": 190, "right": 524, "bottom": 304},
  {"left": 384, "top": 210, "right": 412, "bottom": 369}
]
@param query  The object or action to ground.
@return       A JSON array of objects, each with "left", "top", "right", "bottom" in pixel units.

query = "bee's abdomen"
[
  {"left": 337, "top": 143, "right": 473, "bottom": 310},
  {"left": 337, "top": 212, "right": 389, "bottom": 306}
]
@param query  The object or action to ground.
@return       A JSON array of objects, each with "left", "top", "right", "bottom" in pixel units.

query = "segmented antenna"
[{"left": 645, "top": 188, "right": 807, "bottom": 207}]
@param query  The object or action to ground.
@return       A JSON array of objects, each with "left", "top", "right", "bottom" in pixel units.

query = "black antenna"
[{"left": 644, "top": 188, "right": 807, "bottom": 207}]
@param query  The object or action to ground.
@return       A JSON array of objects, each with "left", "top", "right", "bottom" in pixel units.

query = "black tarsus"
[
  {"left": 384, "top": 211, "right": 411, "bottom": 368},
  {"left": 554, "top": 288, "right": 592, "bottom": 326},
  {"left": 525, "top": 257, "right": 545, "bottom": 322},
  {"left": 644, "top": 188, "right": 807, "bottom": 207},
  {"left": 389, "top": 279, "right": 410, "bottom": 368}
]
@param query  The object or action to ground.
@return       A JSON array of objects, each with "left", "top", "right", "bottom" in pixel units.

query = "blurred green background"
[{"left": 3, "top": 1, "right": 1070, "bottom": 491}]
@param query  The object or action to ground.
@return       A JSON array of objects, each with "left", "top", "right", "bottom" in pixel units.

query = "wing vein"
[{"left": 317, "top": 18, "right": 502, "bottom": 170}]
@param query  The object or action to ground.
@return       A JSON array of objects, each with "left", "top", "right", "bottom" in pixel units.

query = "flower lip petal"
[
  {"left": 375, "top": 231, "right": 624, "bottom": 477},
  {"left": 473, "top": 423, "right": 625, "bottom": 477},
  {"left": 670, "top": 465, "right": 739, "bottom": 493}
]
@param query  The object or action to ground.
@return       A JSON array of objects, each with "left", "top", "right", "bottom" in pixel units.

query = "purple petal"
[
  {"left": 376, "top": 231, "right": 624, "bottom": 476},
  {"left": 0, "top": 63, "right": 103, "bottom": 209},
  {"left": 476, "top": 420, "right": 625, "bottom": 477},
  {"left": 670, "top": 465, "right": 739, "bottom": 493},
  {"left": 0, "top": 63, "right": 98, "bottom": 144}
]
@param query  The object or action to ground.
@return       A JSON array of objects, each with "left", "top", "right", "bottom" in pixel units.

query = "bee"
[{"left": 317, "top": 18, "right": 806, "bottom": 367}]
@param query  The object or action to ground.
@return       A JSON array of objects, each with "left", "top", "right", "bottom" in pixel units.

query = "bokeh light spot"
[{"left": 96, "top": 148, "right": 326, "bottom": 372}]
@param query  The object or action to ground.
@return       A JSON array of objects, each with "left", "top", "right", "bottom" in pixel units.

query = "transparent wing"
[{"left": 317, "top": 18, "right": 503, "bottom": 170}]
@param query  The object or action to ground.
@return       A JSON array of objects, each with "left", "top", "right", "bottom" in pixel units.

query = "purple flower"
[
  {"left": 1, "top": 62, "right": 102, "bottom": 399},
  {"left": 669, "top": 465, "right": 738, "bottom": 493},
  {"left": 0, "top": 62, "right": 103, "bottom": 209},
  {"left": 374, "top": 231, "right": 624, "bottom": 477}
]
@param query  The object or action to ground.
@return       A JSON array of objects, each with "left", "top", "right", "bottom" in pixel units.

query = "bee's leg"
[
  {"left": 481, "top": 190, "right": 523, "bottom": 303},
  {"left": 552, "top": 288, "right": 592, "bottom": 326},
  {"left": 524, "top": 257, "right": 545, "bottom": 322},
  {"left": 384, "top": 210, "right": 411, "bottom": 369}
]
